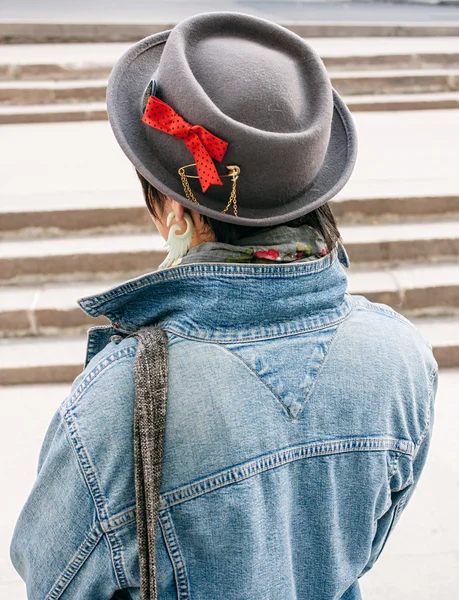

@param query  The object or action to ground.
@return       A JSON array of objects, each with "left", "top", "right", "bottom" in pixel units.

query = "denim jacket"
[{"left": 10, "top": 241, "right": 438, "bottom": 600}]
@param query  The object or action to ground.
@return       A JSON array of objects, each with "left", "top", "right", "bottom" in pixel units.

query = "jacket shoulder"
[
  {"left": 323, "top": 294, "right": 439, "bottom": 445},
  {"left": 67, "top": 335, "right": 138, "bottom": 406},
  {"left": 61, "top": 336, "right": 138, "bottom": 517},
  {"left": 349, "top": 293, "right": 434, "bottom": 355}
]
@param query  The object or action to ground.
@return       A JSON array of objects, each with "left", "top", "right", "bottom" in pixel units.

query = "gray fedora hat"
[{"left": 107, "top": 11, "right": 357, "bottom": 226}]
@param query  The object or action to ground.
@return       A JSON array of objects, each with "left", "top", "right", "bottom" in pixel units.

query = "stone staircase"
[
  {"left": 1, "top": 35, "right": 459, "bottom": 385},
  {"left": 1, "top": 37, "right": 459, "bottom": 124}
]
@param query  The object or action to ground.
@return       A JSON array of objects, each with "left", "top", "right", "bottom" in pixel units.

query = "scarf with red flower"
[{"left": 167, "top": 223, "right": 330, "bottom": 268}]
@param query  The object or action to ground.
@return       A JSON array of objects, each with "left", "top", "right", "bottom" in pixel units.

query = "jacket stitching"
[
  {"left": 209, "top": 342, "right": 292, "bottom": 419},
  {"left": 106, "top": 530, "right": 129, "bottom": 589},
  {"left": 60, "top": 410, "right": 136, "bottom": 535},
  {"left": 159, "top": 437, "right": 415, "bottom": 509},
  {"left": 80, "top": 252, "right": 338, "bottom": 315},
  {"left": 103, "top": 507, "right": 136, "bottom": 533},
  {"left": 62, "top": 409, "right": 127, "bottom": 588},
  {"left": 213, "top": 322, "right": 346, "bottom": 421},
  {"left": 157, "top": 297, "right": 352, "bottom": 344},
  {"left": 159, "top": 509, "right": 191, "bottom": 599},
  {"left": 389, "top": 451, "right": 401, "bottom": 478},
  {"left": 45, "top": 523, "right": 103, "bottom": 600},
  {"left": 62, "top": 410, "right": 110, "bottom": 521},
  {"left": 297, "top": 320, "right": 347, "bottom": 418},
  {"left": 64, "top": 347, "right": 137, "bottom": 410},
  {"left": 379, "top": 452, "right": 398, "bottom": 515},
  {"left": 85, "top": 324, "right": 115, "bottom": 364},
  {"left": 414, "top": 363, "right": 438, "bottom": 454},
  {"left": 60, "top": 414, "right": 93, "bottom": 492},
  {"left": 350, "top": 296, "right": 432, "bottom": 351}
]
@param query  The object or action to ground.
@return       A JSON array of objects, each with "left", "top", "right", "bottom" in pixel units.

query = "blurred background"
[{"left": 0, "top": 1, "right": 459, "bottom": 599}]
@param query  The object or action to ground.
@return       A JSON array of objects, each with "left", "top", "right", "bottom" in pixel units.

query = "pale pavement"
[{"left": 0, "top": 370, "right": 458, "bottom": 599}]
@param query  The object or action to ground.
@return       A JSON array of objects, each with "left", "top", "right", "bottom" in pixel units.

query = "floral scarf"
[{"left": 163, "top": 223, "right": 330, "bottom": 269}]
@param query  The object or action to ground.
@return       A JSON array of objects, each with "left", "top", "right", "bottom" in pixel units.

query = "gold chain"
[
  {"left": 178, "top": 164, "right": 240, "bottom": 216},
  {"left": 178, "top": 169, "right": 201, "bottom": 205}
]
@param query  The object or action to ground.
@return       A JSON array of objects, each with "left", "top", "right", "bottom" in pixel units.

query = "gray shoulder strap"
[{"left": 133, "top": 326, "right": 169, "bottom": 600}]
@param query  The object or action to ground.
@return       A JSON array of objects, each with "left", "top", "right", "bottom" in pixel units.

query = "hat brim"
[{"left": 107, "top": 30, "right": 358, "bottom": 227}]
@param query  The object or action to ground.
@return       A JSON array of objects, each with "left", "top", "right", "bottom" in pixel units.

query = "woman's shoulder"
[
  {"left": 58, "top": 336, "right": 138, "bottom": 515},
  {"left": 63, "top": 335, "right": 138, "bottom": 416},
  {"left": 343, "top": 293, "right": 438, "bottom": 418},
  {"left": 348, "top": 293, "right": 435, "bottom": 357}
]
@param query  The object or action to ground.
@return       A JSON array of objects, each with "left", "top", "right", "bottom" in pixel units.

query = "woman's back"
[
  {"left": 10, "top": 247, "right": 437, "bottom": 599},
  {"left": 10, "top": 12, "right": 438, "bottom": 599}
]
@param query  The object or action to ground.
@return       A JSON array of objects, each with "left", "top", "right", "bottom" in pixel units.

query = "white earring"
[{"left": 158, "top": 211, "right": 194, "bottom": 269}]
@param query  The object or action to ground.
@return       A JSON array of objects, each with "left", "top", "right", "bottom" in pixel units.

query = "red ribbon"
[{"left": 142, "top": 96, "right": 228, "bottom": 193}]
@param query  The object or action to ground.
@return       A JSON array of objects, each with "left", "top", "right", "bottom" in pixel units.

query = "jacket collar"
[{"left": 78, "top": 241, "right": 351, "bottom": 343}]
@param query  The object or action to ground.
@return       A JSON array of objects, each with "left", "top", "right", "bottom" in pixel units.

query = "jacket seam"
[
  {"left": 60, "top": 418, "right": 136, "bottom": 533},
  {"left": 62, "top": 409, "right": 110, "bottom": 521},
  {"left": 62, "top": 408, "right": 128, "bottom": 588},
  {"left": 389, "top": 451, "right": 401, "bottom": 478},
  {"left": 85, "top": 324, "right": 118, "bottom": 365},
  {"left": 379, "top": 451, "right": 401, "bottom": 514},
  {"left": 45, "top": 523, "right": 104, "bottom": 600},
  {"left": 159, "top": 509, "right": 191, "bottom": 599},
  {"left": 158, "top": 297, "right": 352, "bottom": 344},
  {"left": 413, "top": 362, "right": 438, "bottom": 454},
  {"left": 299, "top": 318, "right": 348, "bottom": 414},
  {"left": 209, "top": 342, "right": 291, "bottom": 418},
  {"left": 103, "top": 507, "right": 136, "bottom": 533},
  {"left": 79, "top": 252, "right": 338, "bottom": 315},
  {"left": 159, "top": 436, "right": 414, "bottom": 509},
  {"left": 216, "top": 319, "right": 349, "bottom": 421},
  {"left": 106, "top": 531, "right": 129, "bottom": 589},
  {"left": 63, "top": 347, "right": 137, "bottom": 411},
  {"left": 350, "top": 296, "right": 432, "bottom": 351}
]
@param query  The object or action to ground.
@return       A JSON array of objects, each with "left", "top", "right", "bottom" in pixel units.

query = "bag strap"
[{"left": 133, "top": 326, "right": 169, "bottom": 600}]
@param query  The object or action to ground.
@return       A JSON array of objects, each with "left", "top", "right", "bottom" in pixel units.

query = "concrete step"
[
  {"left": 0, "top": 336, "right": 86, "bottom": 385},
  {"left": 3, "top": 23, "right": 459, "bottom": 45},
  {"left": 2, "top": 194, "right": 459, "bottom": 238},
  {"left": 0, "top": 232, "right": 166, "bottom": 284},
  {"left": 323, "top": 53, "right": 459, "bottom": 73},
  {"left": 0, "top": 101, "right": 107, "bottom": 124},
  {"left": 0, "top": 79, "right": 107, "bottom": 105},
  {"left": 1, "top": 39, "right": 458, "bottom": 81},
  {"left": 0, "top": 43, "right": 125, "bottom": 81},
  {"left": 344, "top": 91, "right": 459, "bottom": 112},
  {"left": 332, "top": 69, "right": 459, "bottom": 96},
  {"left": 341, "top": 219, "right": 459, "bottom": 265},
  {"left": 0, "top": 281, "right": 111, "bottom": 337},
  {"left": 410, "top": 317, "right": 459, "bottom": 369},
  {"left": 1, "top": 219, "right": 459, "bottom": 283},
  {"left": 1, "top": 262, "right": 459, "bottom": 338},
  {"left": 2, "top": 70, "right": 459, "bottom": 106},
  {"left": 3, "top": 91, "right": 459, "bottom": 125},
  {"left": 0, "top": 110, "right": 457, "bottom": 226},
  {"left": 347, "top": 263, "right": 459, "bottom": 316},
  {"left": 2, "top": 314, "right": 458, "bottom": 384}
]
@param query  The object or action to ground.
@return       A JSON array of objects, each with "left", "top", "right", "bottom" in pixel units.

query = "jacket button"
[{"left": 110, "top": 335, "right": 123, "bottom": 344}]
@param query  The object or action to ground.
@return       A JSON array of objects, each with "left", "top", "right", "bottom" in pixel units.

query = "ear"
[{"left": 170, "top": 199, "right": 185, "bottom": 223}]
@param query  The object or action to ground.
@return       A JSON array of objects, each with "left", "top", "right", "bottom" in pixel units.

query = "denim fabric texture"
[{"left": 10, "top": 234, "right": 438, "bottom": 600}]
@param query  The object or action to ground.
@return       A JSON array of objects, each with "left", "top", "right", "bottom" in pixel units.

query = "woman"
[{"left": 11, "top": 12, "right": 438, "bottom": 600}]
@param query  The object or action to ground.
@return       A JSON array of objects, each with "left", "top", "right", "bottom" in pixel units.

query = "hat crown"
[
  {"left": 148, "top": 12, "right": 334, "bottom": 210},
  {"left": 159, "top": 21, "right": 332, "bottom": 135},
  {"left": 107, "top": 11, "right": 357, "bottom": 226}
]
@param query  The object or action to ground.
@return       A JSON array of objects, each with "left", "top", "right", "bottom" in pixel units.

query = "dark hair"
[{"left": 136, "top": 170, "right": 341, "bottom": 250}]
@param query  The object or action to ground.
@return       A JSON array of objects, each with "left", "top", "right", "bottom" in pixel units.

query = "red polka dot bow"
[{"left": 142, "top": 96, "right": 228, "bottom": 193}]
